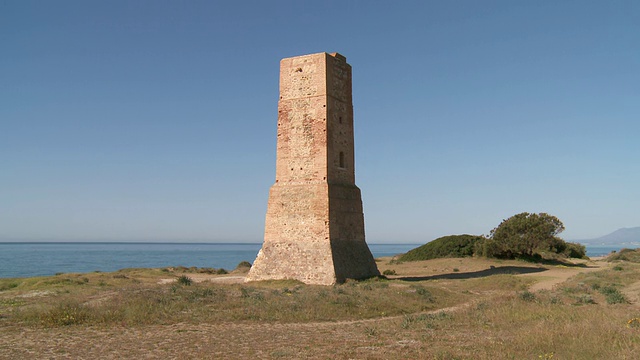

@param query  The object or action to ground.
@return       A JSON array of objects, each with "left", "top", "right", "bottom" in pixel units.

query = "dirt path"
[{"left": 523, "top": 260, "right": 608, "bottom": 291}]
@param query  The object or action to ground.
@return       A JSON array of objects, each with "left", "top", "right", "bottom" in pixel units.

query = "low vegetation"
[
  {"left": 401, "top": 212, "right": 587, "bottom": 262},
  {"left": 399, "top": 234, "right": 482, "bottom": 261},
  {"left": 608, "top": 248, "right": 640, "bottom": 263},
  {"left": 0, "top": 267, "right": 466, "bottom": 327}
]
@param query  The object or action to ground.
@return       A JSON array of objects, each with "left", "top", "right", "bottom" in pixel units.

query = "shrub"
[
  {"left": 563, "top": 242, "right": 587, "bottom": 259},
  {"left": 236, "top": 261, "right": 252, "bottom": 269},
  {"left": 605, "top": 291, "right": 627, "bottom": 304},
  {"left": 176, "top": 275, "right": 193, "bottom": 286},
  {"left": 599, "top": 285, "right": 619, "bottom": 295},
  {"left": 411, "top": 286, "right": 434, "bottom": 302},
  {"left": 399, "top": 235, "right": 483, "bottom": 261},
  {"left": 382, "top": 269, "right": 396, "bottom": 276},
  {"left": 598, "top": 285, "right": 628, "bottom": 304},
  {"left": 0, "top": 281, "right": 19, "bottom": 292},
  {"left": 518, "top": 290, "right": 536, "bottom": 302},
  {"left": 482, "top": 212, "right": 565, "bottom": 259},
  {"left": 575, "top": 294, "right": 596, "bottom": 305}
]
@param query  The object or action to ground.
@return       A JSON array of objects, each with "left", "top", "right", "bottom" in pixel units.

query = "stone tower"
[{"left": 246, "top": 52, "right": 380, "bottom": 285}]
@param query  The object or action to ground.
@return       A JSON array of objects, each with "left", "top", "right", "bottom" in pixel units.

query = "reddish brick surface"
[{"left": 246, "top": 52, "right": 379, "bottom": 285}]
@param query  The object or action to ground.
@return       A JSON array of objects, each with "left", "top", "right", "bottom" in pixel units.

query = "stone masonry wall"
[{"left": 246, "top": 52, "right": 379, "bottom": 285}]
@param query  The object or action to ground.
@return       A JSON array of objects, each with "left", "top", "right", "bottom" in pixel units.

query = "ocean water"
[
  {"left": 0, "top": 242, "right": 418, "bottom": 279},
  {"left": 0, "top": 242, "right": 628, "bottom": 279}
]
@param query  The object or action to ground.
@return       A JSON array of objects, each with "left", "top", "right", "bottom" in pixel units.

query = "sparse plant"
[
  {"left": 364, "top": 326, "right": 378, "bottom": 336},
  {"left": 575, "top": 294, "right": 596, "bottom": 305},
  {"left": 605, "top": 291, "right": 627, "bottom": 305},
  {"left": 427, "top": 311, "right": 451, "bottom": 320},
  {"left": 382, "top": 269, "right": 396, "bottom": 276},
  {"left": 411, "top": 286, "right": 435, "bottom": 302},
  {"left": 176, "top": 275, "right": 193, "bottom": 286},
  {"left": 596, "top": 285, "right": 627, "bottom": 304},
  {"left": 599, "top": 285, "right": 619, "bottom": 295},
  {"left": 519, "top": 290, "right": 536, "bottom": 302},
  {"left": 401, "top": 314, "right": 415, "bottom": 329}
]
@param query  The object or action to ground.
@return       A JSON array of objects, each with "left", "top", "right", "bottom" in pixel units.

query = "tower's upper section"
[
  {"left": 279, "top": 52, "right": 352, "bottom": 103},
  {"left": 275, "top": 52, "right": 356, "bottom": 186}
]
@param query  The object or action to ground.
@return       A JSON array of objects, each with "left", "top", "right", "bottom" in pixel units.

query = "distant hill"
[{"left": 579, "top": 227, "right": 640, "bottom": 245}]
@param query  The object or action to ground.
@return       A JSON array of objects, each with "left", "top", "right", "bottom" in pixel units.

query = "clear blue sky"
[{"left": 1, "top": 1, "right": 638, "bottom": 243}]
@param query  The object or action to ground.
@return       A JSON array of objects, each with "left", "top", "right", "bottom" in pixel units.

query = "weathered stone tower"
[{"left": 246, "top": 52, "right": 380, "bottom": 285}]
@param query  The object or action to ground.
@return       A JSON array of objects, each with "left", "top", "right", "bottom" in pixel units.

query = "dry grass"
[{"left": 2, "top": 255, "right": 640, "bottom": 359}]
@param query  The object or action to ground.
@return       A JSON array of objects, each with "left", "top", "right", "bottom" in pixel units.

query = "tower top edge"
[{"left": 280, "top": 52, "right": 347, "bottom": 63}]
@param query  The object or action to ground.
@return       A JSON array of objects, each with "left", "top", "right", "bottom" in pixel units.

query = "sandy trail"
[{"left": 523, "top": 260, "right": 607, "bottom": 291}]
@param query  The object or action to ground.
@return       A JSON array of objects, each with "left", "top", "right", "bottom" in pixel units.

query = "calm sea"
[
  {"left": 0, "top": 242, "right": 627, "bottom": 279},
  {"left": 0, "top": 242, "right": 418, "bottom": 279}
]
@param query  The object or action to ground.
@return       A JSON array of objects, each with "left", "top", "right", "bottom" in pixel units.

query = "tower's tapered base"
[{"left": 245, "top": 183, "right": 379, "bottom": 285}]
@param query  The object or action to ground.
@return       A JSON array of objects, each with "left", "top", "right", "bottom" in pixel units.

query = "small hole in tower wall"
[
  {"left": 339, "top": 152, "right": 345, "bottom": 168},
  {"left": 339, "top": 117, "right": 342, "bottom": 123},
  {"left": 295, "top": 68, "right": 302, "bottom": 72}
]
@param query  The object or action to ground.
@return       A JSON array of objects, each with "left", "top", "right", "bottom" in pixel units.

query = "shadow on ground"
[{"left": 396, "top": 266, "right": 549, "bottom": 282}]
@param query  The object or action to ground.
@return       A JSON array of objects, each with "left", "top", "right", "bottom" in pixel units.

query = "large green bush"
[
  {"left": 399, "top": 235, "right": 483, "bottom": 261},
  {"left": 475, "top": 212, "right": 586, "bottom": 260},
  {"left": 479, "top": 212, "right": 565, "bottom": 259}
]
